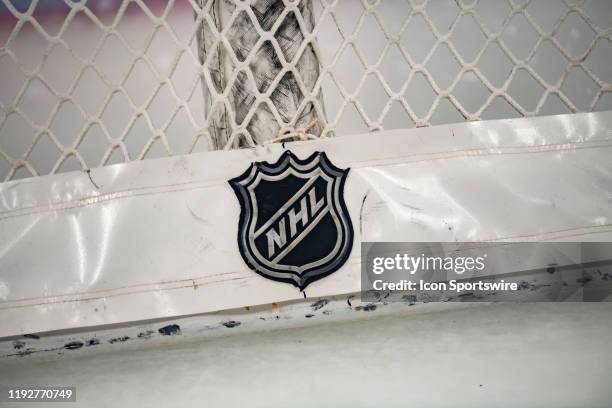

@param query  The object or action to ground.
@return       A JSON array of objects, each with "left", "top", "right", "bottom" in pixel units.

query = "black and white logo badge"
[{"left": 229, "top": 151, "right": 353, "bottom": 290}]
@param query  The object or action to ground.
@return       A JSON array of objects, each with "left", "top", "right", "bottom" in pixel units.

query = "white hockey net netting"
[{"left": 1, "top": 0, "right": 611, "bottom": 181}]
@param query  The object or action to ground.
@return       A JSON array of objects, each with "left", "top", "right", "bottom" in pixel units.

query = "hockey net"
[{"left": 0, "top": 0, "right": 611, "bottom": 181}]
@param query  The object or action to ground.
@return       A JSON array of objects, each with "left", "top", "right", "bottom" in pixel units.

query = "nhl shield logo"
[{"left": 229, "top": 151, "right": 353, "bottom": 290}]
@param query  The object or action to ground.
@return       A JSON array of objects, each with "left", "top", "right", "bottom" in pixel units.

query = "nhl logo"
[{"left": 229, "top": 151, "right": 354, "bottom": 290}]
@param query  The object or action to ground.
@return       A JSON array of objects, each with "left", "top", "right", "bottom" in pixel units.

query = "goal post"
[{"left": 197, "top": 0, "right": 325, "bottom": 149}]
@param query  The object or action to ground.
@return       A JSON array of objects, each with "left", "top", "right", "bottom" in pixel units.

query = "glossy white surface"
[{"left": 1, "top": 112, "right": 612, "bottom": 337}]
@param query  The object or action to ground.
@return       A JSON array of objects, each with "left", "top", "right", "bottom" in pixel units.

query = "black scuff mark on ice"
[
  {"left": 577, "top": 273, "right": 593, "bottom": 285},
  {"left": 158, "top": 324, "right": 181, "bottom": 336},
  {"left": 518, "top": 281, "right": 531, "bottom": 290},
  {"left": 12, "top": 340, "right": 25, "bottom": 350},
  {"left": 221, "top": 321, "right": 241, "bottom": 328},
  {"left": 346, "top": 296, "right": 354, "bottom": 308},
  {"left": 23, "top": 334, "right": 40, "bottom": 340},
  {"left": 310, "top": 299, "right": 329, "bottom": 311},
  {"left": 3, "top": 345, "right": 66, "bottom": 358},
  {"left": 17, "top": 348, "right": 35, "bottom": 357},
  {"left": 108, "top": 336, "right": 130, "bottom": 344},
  {"left": 86, "top": 338, "right": 100, "bottom": 347},
  {"left": 402, "top": 294, "right": 417, "bottom": 305},
  {"left": 355, "top": 303, "right": 377, "bottom": 312},
  {"left": 138, "top": 330, "right": 155, "bottom": 339},
  {"left": 64, "top": 341, "right": 84, "bottom": 350},
  {"left": 363, "top": 304, "right": 377, "bottom": 312}
]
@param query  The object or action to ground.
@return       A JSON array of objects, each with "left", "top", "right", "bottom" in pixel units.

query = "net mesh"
[{"left": 1, "top": 0, "right": 611, "bottom": 181}]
